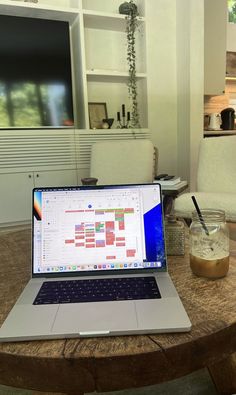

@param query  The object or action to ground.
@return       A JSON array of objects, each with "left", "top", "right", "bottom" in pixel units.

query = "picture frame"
[{"left": 88, "top": 102, "right": 108, "bottom": 129}]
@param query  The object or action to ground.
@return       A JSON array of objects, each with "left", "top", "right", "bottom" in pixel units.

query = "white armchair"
[
  {"left": 90, "top": 139, "right": 156, "bottom": 185},
  {"left": 174, "top": 136, "right": 236, "bottom": 222}
]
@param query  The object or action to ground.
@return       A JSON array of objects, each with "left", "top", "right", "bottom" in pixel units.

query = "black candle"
[
  {"left": 127, "top": 112, "right": 130, "bottom": 121},
  {"left": 117, "top": 112, "right": 121, "bottom": 121},
  {"left": 122, "top": 104, "right": 125, "bottom": 117}
]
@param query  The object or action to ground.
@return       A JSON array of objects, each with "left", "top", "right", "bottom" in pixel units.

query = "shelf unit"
[
  {"left": 83, "top": 10, "right": 145, "bottom": 31},
  {"left": 0, "top": 0, "right": 150, "bottom": 226},
  {"left": 0, "top": 0, "right": 79, "bottom": 22},
  {"left": 81, "top": 1, "right": 147, "bottom": 129},
  {"left": 0, "top": 0, "right": 147, "bottom": 129}
]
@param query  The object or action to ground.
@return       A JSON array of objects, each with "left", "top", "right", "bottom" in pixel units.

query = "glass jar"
[{"left": 189, "top": 209, "right": 229, "bottom": 279}]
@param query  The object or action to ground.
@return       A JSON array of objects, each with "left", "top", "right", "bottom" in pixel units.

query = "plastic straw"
[{"left": 191, "top": 196, "right": 209, "bottom": 236}]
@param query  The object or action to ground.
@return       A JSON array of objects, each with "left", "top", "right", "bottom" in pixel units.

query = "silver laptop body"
[{"left": 0, "top": 183, "right": 191, "bottom": 342}]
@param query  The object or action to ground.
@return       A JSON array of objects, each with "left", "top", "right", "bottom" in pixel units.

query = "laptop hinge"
[{"left": 79, "top": 330, "right": 110, "bottom": 336}]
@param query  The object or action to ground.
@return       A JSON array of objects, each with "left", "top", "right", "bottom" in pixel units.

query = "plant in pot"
[{"left": 119, "top": 0, "right": 140, "bottom": 128}]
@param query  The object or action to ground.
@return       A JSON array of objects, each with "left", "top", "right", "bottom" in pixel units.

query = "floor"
[
  {"left": 0, "top": 368, "right": 220, "bottom": 395},
  {"left": 1, "top": 223, "right": 236, "bottom": 395}
]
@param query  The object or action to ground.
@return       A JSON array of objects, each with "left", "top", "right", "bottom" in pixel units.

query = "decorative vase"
[
  {"left": 119, "top": 1, "right": 137, "bottom": 15},
  {"left": 102, "top": 118, "right": 114, "bottom": 129}
]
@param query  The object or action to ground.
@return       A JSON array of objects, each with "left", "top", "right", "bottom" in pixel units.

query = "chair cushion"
[
  {"left": 197, "top": 136, "right": 236, "bottom": 193},
  {"left": 90, "top": 139, "right": 154, "bottom": 185},
  {"left": 174, "top": 192, "right": 236, "bottom": 222}
]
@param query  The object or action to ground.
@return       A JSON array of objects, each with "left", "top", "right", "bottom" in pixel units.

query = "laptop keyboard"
[{"left": 33, "top": 276, "right": 161, "bottom": 305}]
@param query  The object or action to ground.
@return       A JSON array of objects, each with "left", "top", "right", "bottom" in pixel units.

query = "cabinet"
[
  {"left": 0, "top": 129, "right": 78, "bottom": 226},
  {"left": 33, "top": 169, "right": 77, "bottom": 188},
  {"left": 0, "top": 0, "right": 148, "bottom": 129},
  {"left": 0, "top": 170, "right": 77, "bottom": 224},
  {"left": 204, "top": 0, "right": 227, "bottom": 95},
  {"left": 0, "top": 128, "right": 150, "bottom": 225},
  {"left": 0, "top": 172, "right": 33, "bottom": 224}
]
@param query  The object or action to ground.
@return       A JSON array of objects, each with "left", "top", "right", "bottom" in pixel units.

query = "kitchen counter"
[{"left": 204, "top": 130, "right": 236, "bottom": 137}]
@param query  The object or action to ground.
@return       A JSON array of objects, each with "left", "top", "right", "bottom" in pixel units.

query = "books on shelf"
[
  {"left": 160, "top": 180, "right": 188, "bottom": 190},
  {"left": 153, "top": 175, "right": 181, "bottom": 186}
]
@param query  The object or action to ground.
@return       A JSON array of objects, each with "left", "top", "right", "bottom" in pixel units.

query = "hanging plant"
[{"left": 119, "top": 1, "right": 140, "bottom": 128}]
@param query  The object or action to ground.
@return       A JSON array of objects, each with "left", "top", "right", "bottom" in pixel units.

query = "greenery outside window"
[
  {"left": 0, "top": 82, "right": 72, "bottom": 128},
  {"left": 228, "top": 0, "right": 236, "bottom": 23}
]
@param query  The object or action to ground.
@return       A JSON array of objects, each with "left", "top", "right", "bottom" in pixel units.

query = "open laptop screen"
[{"left": 32, "top": 184, "right": 166, "bottom": 276}]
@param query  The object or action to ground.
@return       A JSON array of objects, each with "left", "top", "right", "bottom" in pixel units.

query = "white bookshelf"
[
  {"left": 0, "top": 0, "right": 79, "bottom": 22},
  {"left": 83, "top": 9, "right": 145, "bottom": 31},
  {"left": 0, "top": 0, "right": 148, "bottom": 129},
  {"left": 0, "top": 0, "right": 150, "bottom": 225},
  {"left": 81, "top": 1, "right": 147, "bottom": 128},
  {"left": 86, "top": 69, "right": 147, "bottom": 79}
]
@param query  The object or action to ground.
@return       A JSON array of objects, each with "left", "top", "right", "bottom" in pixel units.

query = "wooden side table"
[
  {"left": 0, "top": 228, "right": 236, "bottom": 395},
  {"left": 159, "top": 180, "right": 188, "bottom": 214}
]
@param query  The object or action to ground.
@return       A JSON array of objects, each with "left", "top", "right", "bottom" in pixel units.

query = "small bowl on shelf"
[{"left": 102, "top": 118, "right": 114, "bottom": 129}]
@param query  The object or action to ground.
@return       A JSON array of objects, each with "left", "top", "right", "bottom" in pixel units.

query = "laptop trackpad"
[{"left": 51, "top": 301, "right": 138, "bottom": 334}]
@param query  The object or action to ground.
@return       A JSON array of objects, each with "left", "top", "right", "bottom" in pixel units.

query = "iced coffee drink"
[
  {"left": 190, "top": 209, "right": 229, "bottom": 279},
  {"left": 190, "top": 255, "right": 229, "bottom": 279}
]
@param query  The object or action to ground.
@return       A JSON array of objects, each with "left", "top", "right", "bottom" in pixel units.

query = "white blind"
[
  {"left": 0, "top": 129, "right": 150, "bottom": 173},
  {"left": 0, "top": 130, "right": 77, "bottom": 172}
]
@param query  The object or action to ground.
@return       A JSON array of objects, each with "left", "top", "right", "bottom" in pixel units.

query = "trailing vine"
[{"left": 120, "top": 1, "right": 140, "bottom": 128}]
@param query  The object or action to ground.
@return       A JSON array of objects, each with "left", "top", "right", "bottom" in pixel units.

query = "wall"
[
  {"left": 176, "top": 0, "right": 204, "bottom": 190},
  {"left": 146, "top": 0, "right": 203, "bottom": 189},
  {"left": 146, "top": 0, "right": 178, "bottom": 175},
  {"left": 188, "top": 0, "right": 204, "bottom": 190},
  {"left": 176, "top": 0, "right": 190, "bottom": 183}
]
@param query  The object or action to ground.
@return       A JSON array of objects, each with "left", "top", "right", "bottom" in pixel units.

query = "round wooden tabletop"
[{"left": 0, "top": 228, "right": 235, "bottom": 395}]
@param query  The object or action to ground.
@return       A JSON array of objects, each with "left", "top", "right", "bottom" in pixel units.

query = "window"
[{"left": 228, "top": 0, "right": 236, "bottom": 23}]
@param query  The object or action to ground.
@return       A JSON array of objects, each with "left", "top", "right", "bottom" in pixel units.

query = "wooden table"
[
  {"left": 0, "top": 228, "right": 236, "bottom": 395},
  {"left": 161, "top": 181, "right": 188, "bottom": 214}
]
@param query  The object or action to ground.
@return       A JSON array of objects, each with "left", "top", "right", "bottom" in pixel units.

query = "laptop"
[{"left": 0, "top": 183, "right": 191, "bottom": 342}]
